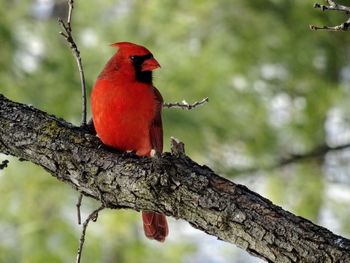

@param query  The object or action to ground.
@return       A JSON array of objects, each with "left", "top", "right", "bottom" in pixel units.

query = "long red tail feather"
[{"left": 142, "top": 211, "right": 168, "bottom": 242}]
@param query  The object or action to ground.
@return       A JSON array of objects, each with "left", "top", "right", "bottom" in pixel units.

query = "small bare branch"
[
  {"left": 76, "top": 193, "right": 83, "bottom": 225},
  {"left": 76, "top": 205, "right": 104, "bottom": 263},
  {"left": 310, "top": 1, "right": 350, "bottom": 31},
  {"left": 59, "top": 1, "right": 90, "bottom": 259},
  {"left": 163, "top": 97, "right": 208, "bottom": 110},
  {"left": 58, "top": 0, "right": 87, "bottom": 126},
  {"left": 310, "top": 20, "right": 350, "bottom": 31},
  {"left": 67, "top": 0, "right": 74, "bottom": 27},
  {"left": 233, "top": 142, "right": 350, "bottom": 175},
  {"left": 58, "top": 31, "right": 68, "bottom": 39},
  {"left": 314, "top": 1, "right": 350, "bottom": 13}
]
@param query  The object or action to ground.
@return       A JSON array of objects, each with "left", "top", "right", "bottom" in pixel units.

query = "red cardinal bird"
[{"left": 91, "top": 42, "right": 168, "bottom": 242}]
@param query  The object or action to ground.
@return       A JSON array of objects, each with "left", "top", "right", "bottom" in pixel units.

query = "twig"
[
  {"left": 76, "top": 193, "right": 83, "bottom": 225},
  {"left": 59, "top": 0, "right": 89, "bottom": 258},
  {"left": 76, "top": 205, "right": 104, "bottom": 263},
  {"left": 310, "top": 20, "right": 350, "bottom": 31},
  {"left": 163, "top": 97, "right": 208, "bottom": 110},
  {"left": 310, "top": 1, "right": 350, "bottom": 31},
  {"left": 233, "top": 142, "right": 350, "bottom": 175},
  {"left": 58, "top": 0, "right": 87, "bottom": 126},
  {"left": 0, "top": 159, "right": 9, "bottom": 170},
  {"left": 314, "top": 0, "right": 350, "bottom": 13},
  {"left": 278, "top": 142, "right": 350, "bottom": 166}
]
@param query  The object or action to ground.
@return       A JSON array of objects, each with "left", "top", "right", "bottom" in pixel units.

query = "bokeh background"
[{"left": 1, "top": 0, "right": 350, "bottom": 262}]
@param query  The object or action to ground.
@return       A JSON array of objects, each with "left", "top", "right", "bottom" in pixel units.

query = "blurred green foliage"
[{"left": 1, "top": 0, "right": 350, "bottom": 262}]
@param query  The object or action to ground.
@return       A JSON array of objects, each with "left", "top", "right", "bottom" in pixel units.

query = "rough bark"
[{"left": 0, "top": 93, "right": 349, "bottom": 263}]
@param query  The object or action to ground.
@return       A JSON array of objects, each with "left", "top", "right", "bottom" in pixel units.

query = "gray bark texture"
[{"left": 0, "top": 93, "right": 350, "bottom": 263}]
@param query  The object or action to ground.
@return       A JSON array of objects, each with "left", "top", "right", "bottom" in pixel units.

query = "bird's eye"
[{"left": 130, "top": 56, "right": 143, "bottom": 65}]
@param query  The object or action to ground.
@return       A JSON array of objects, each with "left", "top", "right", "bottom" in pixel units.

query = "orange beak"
[{"left": 141, "top": 57, "right": 161, "bottom": 72}]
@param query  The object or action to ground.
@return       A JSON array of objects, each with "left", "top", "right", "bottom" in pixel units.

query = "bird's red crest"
[{"left": 111, "top": 42, "right": 151, "bottom": 56}]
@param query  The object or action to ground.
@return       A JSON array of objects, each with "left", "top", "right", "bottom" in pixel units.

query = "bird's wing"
[{"left": 150, "top": 86, "right": 163, "bottom": 153}]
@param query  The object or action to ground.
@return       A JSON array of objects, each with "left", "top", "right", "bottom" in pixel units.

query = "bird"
[{"left": 90, "top": 42, "right": 168, "bottom": 242}]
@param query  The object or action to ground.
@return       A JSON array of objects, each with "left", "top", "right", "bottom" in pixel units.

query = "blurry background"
[{"left": 1, "top": 0, "right": 350, "bottom": 262}]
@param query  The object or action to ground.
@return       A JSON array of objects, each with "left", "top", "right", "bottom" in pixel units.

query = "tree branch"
[
  {"left": 163, "top": 97, "right": 209, "bottom": 110},
  {"left": 76, "top": 205, "right": 104, "bottom": 263},
  {"left": 0, "top": 93, "right": 349, "bottom": 262},
  {"left": 233, "top": 143, "right": 350, "bottom": 175},
  {"left": 58, "top": 0, "right": 87, "bottom": 126},
  {"left": 310, "top": 1, "right": 350, "bottom": 31}
]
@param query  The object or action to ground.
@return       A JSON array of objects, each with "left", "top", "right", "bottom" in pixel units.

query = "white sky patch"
[
  {"left": 206, "top": 141, "right": 254, "bottom": 170},
  {"left": 324, "top": 107, "right": 350, "bottom": 184},
  {"left": 319, "top": 180, "right": 350, "bottom": 237},
  {"left": 107, "top": 0, "right": 134, "bottom": 21},
  {"left": 231, "top": 75, "right": 248, "bottom": 91},
  {"left": 31, "top": 0, "right": 54, "bottom": 20},
  {"left": 268, "top": 92, "right": 292, "bottom": 127},
  {"left": 80, "top": 28, "right": 98, "bottom": 48},
  {"left": 324, "top": 149, "right": 350, "bottom": 185},
  {"left": 327, "top": 183, "right": 350, "bottom": 202},
  {"left": 14, "top": 51, "right": 40, "bottom": 73},
  {"left": 261, "top": 63, "right": 288, "bottom": 80},
  {"left": 318, "top": 207, "right": 341, "bottom": 236},
  {"left": 221, "top": 143, "right": 253, "bottom": 169},
  {"left": 27, "top": 36, "right": 45, "bottom": 57},
  {"left": 340, "top": 65, "right": 350, "bottom": 85},
  {"left": 14, "top": 24, "right": 45, "bottom": 73},
  {"left": 325, "top": 107, "right": 350, "bottom": 146}
]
